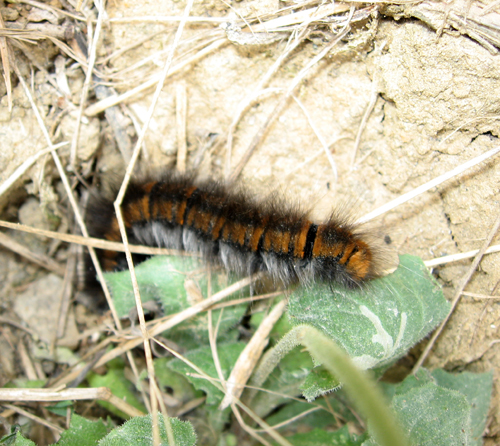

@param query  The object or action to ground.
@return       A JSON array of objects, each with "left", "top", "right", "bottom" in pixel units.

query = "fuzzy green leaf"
[
  {"left": 0, "top": 428, "right": 35, "bottom": 446},
  {"left": 9, "top": 433, "right": 35, "bottom": 446},
  {"left": 300, "top": 365, "right": 341, "bottom": 402},
  {"left": 288, "top": 255, "right": 449, "bottom": 371},
  {"left": 365, "top": 368, "right": 493, "bottom": 446},
  {"left": 103, "top": 256, "right": 247, "bottom": 349},
  {"left": 51, "top": 415, "right": 108, "bottom": 445},
  {"left": 431, "top": 369, "right": 493, "bottom": 446},
  {"left": 87, "top": 364, "right": 147, "bottom": 419},
  {"left": 274, "top": 426, "right": 366, "bottom": 446},
  {"left": 167, "top": 341, "right": 246, "bottom": 405},
  {"left": 98, "top": 414, "right": 196, "bottom": 446},
  {"left": 391, "top": 384, "right": 471, "bottom": 446},
  {"left": 251, "top": 346, "right": 314, "bottom": 419}
]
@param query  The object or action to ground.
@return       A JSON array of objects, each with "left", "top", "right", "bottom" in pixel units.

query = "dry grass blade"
[
  {"left": 357, "top": 145, "right": 500, "bottom": 224},
  {"left": 2, "top": 404, "right": 63, "bottom": 435},
  {"left": 293, "top": 95, "right": 338, "bottom": 181},
  {"left": 112, "top": 1, "right": 196, "bottom": 443},
  {"left": 224, "top": 24, "right": 304, "bottom": 175},
  {"left": 12, "top": 68, "right": 123, "bottom": 331},
  {"left": 69, "top": 0, "right": 105, "bottom": 167},
  {"left": 56, "top": 244, "right": 78, "bottom": 339},
  {"left": 153, "top": 337, "right": 293, "bottom": 446},
  {"left": 176, "top": 81, "right": 188, "bottom": 172},
  {"left": 17, "top": 339, "right": 39, "bottom": 381},
  {"left": 0, "top": 11, "right": 13, "bottom": 112},
  {"left": 413, "top": 208, "right": 500, "bottom": 372},
  {"left": 228, "top": 18, "right": 352, "bottom": 183},
  {"left": 252, "top": 2, "right": 352, "bottom": 31},
  {"left": 93, "top": 275, "right": 260, "bottom": 368},
  {"left": 0, "top": 387, "right": 144, "bottom": 418},
  {"left": 0, "top": 231, "right": 66, "bottom": 276},
  {"left": 462, "top": 291, "right": 500, "bottom": 300},
  {"left": 0, "top": 219, "right": 182, "bottom": 255},
  {"left": 383, "top": 0, "right": 500, "bottom": 53},
  {"left": 220, "top": 300, "right": 287, "bottom": 410},
  {"left": 84, "top": 38, "right": 227, "bottom": 116},
  {"left": 424, "top": 244, "right": 500, "bottom": 267},
  {"left": 254, "top": 406, "right": 322, "bottom": 432},
  {"left": 0, "top": 143, "right": 68, "bottom": 199}
]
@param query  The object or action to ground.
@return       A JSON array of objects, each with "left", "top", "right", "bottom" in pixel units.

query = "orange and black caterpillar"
[{"left": 88, "top": 173, "right": 383, "bottom": 289}]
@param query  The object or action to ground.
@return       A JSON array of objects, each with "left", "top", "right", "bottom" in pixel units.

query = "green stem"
[{"left": 298, "top": 325, "right": 410, "bottom": 446}]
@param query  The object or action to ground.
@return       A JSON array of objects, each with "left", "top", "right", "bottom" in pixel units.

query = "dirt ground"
[{"left": 0, "top": 0, "right": 499, "bottom": 444}]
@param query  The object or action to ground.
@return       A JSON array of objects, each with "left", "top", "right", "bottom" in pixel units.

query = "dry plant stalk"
[
  {"left": 413, "top": 209, "right": 500, "bottom": 372},
  {"left": 0, "top": 387, "right": 144, "bottom": 418},
  {"left": 220, "top": 299, "right": 287, "bottom": 410}
]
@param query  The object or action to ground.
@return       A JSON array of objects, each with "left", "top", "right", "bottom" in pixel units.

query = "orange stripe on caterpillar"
[{"left": 87, "top": 173, "right": 385, "bottom": 289}]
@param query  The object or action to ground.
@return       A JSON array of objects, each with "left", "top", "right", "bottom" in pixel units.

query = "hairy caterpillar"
[{"left": 87, "top": 173, "right": 385, "bottom": 289}]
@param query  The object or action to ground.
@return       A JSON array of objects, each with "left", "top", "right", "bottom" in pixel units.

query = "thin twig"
[
  {"left": 0, "top": 387, "right": 144, "bottom": 418},
  {"left": 462, "top": 291, "right": 500, "bottom": 300},
  {"left": 2, "top": 404, "right": 63, "bottom": 435},
  {"left": 231, "top": 403, "right": 273, "bottom": 446},
  {"left": 0, "top": 12, "right": 13, "bottom": 112},
  {"left": 413, "top": 208, "right": 500, "bottom": 372},
  {"left": 69, "top": 0, "right": 105, "bottom": 167},
  {"left": 0, "top": 231, "right": 66, "bottom": 276}
]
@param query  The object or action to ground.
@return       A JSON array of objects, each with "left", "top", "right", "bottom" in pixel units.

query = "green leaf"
[
  {"left": 46, "top": 400, "right": 73, "bottom": 417},
  {"left": 98, "top": 414, "right": 196, "bottom": 446},
  {"left": 167, "top": 342, "right": 245, "bottom": 405},
  {"left": 300, "top": 365, "right": 341, "bottom": 402},
  {"left": 251, "top": 346, "right": 313, "bottom": 419},
  {"left": 265, "top": 397, "right": 360, "bottom": 433},
  {"left": 392, "top": 367, "right": 434, "bottom": 395},
  {"left": 87, "top": 364, "right": 147, "bottom": 419},
  {"left": 391, "top": 384, "right": 471, "bottom": 446},
  {"left": 154, "top": 357, "right": 201, "bottom": 404},
  {"left": 0, "top": 431, "right": 35, "bottom": 446},
  {"left": 190, "top": 405, "right": 231, "bottom": 445},
  {"left": 431, "top": 369, "right": 493, "bottom": 446},
  {"left": 103, "top": 256, "right": 247, "bottom": 349},
  {"left": 51, "top": 414, "right": 108, "bottom": 445},
  {"left": 380, "top": 368, "right": 493, "bottom": 446},
  {"left": 299, "top": 326, "right": 410, "bottom": 446},
  {"left": 0, "top": 427, "right": 32, "bottom": 446},
  {"left": 288, "top": 255, "right": 449, "bottom": 371},
  {"left": 278, "top": 426, "right": 366, "bottom": 446},
  {"left": 12, "top": 434, "right": 35, "bottom": 446}
]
